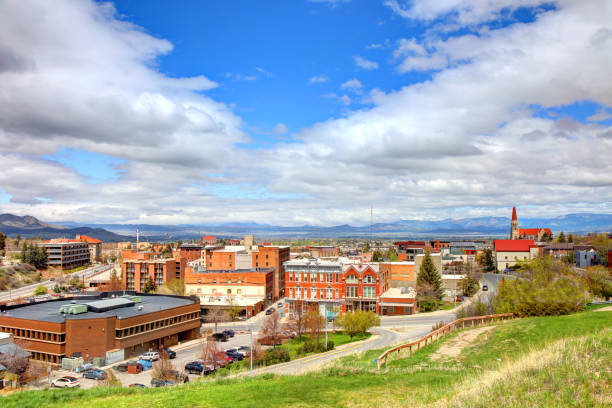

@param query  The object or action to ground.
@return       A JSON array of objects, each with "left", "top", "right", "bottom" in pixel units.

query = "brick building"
[
  {"left": 173, "top": 243, "right": 203, "bottom": 263},
  {"left": 76, "top": 234, "right": 102, "bottom": 263},
  {"left": 185, "top": 266, "right": 274, "bottom": 317},
  {"left": 0, "top": 293, "right": 200, "bottom": 363},
  {"left": 341, "top": 264, "right": 380, "bottom": 313},
  {"left": 121, "top": 250, "right": 186, "bottom": 291},
  {"left": 379, "top": 287, "right": 416, "bottom": 315},
  {"left": 380, "top": 262, "right": 416, "bottom": 291},
  {"left": 201, "top": 236, "right": 217, "bottom": 245},
  {"left": 40, "top": 239, "right": 90, "bottom": 271},
  {"left": 284, "top": 258, "right": 344, "bottom": 317},
  {"left": 307, "top": 246, "right": 339, "bottom": 258},
  {"left": 202, "top": 244, "right": 289, "bottom": 300}
]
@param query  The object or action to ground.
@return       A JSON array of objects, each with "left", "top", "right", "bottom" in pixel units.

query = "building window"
[
  {"left": 363, "top": 286, "right": 375, "bottom": 298},
  {"left": 311, "top": 287, "right": 316, "bottom": 299},
  {"left": 389, "top": 306, "right": 394, "bottom": 313},
  {"left": 346, "top": 274, "right": 358, "bottom": 284},
  {"left": 363, "top": 275, "right": 375, "bottom": 284},
  {"left": 237, "top": 279, "right": 242, "bottom": 284},
  {"left": 228, "top": 279, "right": 232, "bottom": 284},
  {"left": 227, "top": 289, "right": 232, "bottom": 294},
  {"left": 404, "top": 306, "right": 411, "bottom": 314},
  {"left": 229, "top": 255, "right": 232, "bottom": 260},
  {"left": 346, "top": 286, "right": 358, "bottom": 297},
  {"left": 237, "top": 289, "right": 242, "bottom": 294}
]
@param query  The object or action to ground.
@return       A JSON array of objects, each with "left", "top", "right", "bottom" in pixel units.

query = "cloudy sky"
[{"left": 0, "top": 0, "right": 611, "bottom": 226}]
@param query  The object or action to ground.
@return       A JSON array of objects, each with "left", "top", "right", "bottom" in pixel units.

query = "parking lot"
[{"left": 48, "top": 333, "right": 255, "bottom": 389}]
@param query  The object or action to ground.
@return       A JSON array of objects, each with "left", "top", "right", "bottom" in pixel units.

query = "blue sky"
[{"left": 0, "top": 0, "right": 611, "bottom": 225}]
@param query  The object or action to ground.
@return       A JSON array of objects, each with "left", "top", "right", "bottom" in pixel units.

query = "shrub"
[
  {"left": 335, "top": 310, "right": 380, "bottom": 339},
  {"left": 326, "top": 340, "right": 334, "bottom": 351},
  {"left": 265, "top": 348, "right": 290, "bottom": 365},
  {"left": 33, "top": 285, "right": 47, "bottom": 296},
  {"left": 494, "top": 257, "right": 590, "bottom": 317},
  {"left": 584, "top": 266, "right": 612, "bottom": 300}
]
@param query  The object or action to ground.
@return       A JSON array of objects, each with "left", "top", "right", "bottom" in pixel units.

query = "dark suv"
[
  {"left": 208, "top": 333, "right": 228, "bottom": 342},
  {"left": 185, "top": 361, "right": 214, "bottom": 375},
  {"left": 222, "top": 329, "right": 235, "bottom": 338}
]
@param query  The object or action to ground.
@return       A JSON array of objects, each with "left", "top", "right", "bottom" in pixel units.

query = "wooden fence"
[{"left": 376, "top": 313, "right": 514, "bottom": 370}]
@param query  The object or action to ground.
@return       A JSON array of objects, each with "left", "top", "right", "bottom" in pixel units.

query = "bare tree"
[
  {"left": 205, "top": 308, "right": 227, "bottom": 332},
  {"left": 0, "top": 339, "right": 30, "bottom": 375},
  {"left": 200, "top": 339, "right": 224, "bottom": 369},
  {"left": 304, "top": 309, "right": 324, "bottom": 342},
  {"left": 292, "top": 299, "right": 307, "bottom": 342},
  {"left": 151, "top": 349, "right": 175, "bottom": 380},
  {"left": 259, "top": 310, "right": 283, "bottom": 347}
]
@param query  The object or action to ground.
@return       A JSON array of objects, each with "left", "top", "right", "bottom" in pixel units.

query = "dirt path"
[
  {"left": 594, "top": 306, "right": 612, "bottom": 312},
  {"left": 432, "top": 326, "right": 496, "bottom": 360}
]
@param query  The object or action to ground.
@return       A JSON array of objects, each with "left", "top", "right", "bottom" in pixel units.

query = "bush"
[
  {"left": 494, "top": 257, "right": 589, "bottom": 317},
  {"left": 335, "top": 310, "right": 380, "bottom": 339},
  {"left": 33, "top": 285, "right": 48, "bottom": 295},
  {"left": 326, "top": 340, "right": 334, "bottom": 351},
  {"left": 265, "top": 348, "right": 290, "bottom": 365},
  {"left": 419, "top": 297, "right": 439, "bottom": 312}
]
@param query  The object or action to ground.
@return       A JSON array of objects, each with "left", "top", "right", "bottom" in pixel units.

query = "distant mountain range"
[
  {"left": 2, "top": 212, "right": 611, "bottom": 241},
  {"left": 0, "top": 214, "right": 130, "bottom": 242}
]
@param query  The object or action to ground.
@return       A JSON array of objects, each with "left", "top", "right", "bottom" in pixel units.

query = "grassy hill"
[{"left": 3, "top": 310, "right": 611, "bottom": 408}]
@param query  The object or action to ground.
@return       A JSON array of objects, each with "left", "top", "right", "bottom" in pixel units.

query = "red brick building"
[
  {"left": 341, "top": 264, "right": 380, "bottom": 313},
  {"left": 121, "top": 250, "right": 186, "bottom": 291},
  {"left": 284, "top": 258, "right": 343, "bottom": 316},
  {"left": 201, "top": 236, "right": 217, "bottom": 245},
  {"left": 172, "top": 243, "right": 203, "bottom": 263},
  {"left": 0, "top": 293, "right": 200, "bottom": 363}
]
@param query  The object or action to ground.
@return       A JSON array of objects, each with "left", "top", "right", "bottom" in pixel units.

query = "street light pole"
[{"left": 249, "top": 325, "right": 253, "bottom": 376}]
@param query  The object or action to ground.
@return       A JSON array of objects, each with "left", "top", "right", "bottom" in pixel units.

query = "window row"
[
  {"left": 0, "top": 327, "right": 65, "bottom": 343},
  {"left": 115, "top": 311, "right": 199, "bottom": 338}
]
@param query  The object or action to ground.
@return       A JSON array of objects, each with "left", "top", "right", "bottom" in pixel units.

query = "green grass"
[
  {"left": 3, "top": 311, "right": 610, "bottom": 408},
  {"left": 584, "top": 302, "right": 612, "bottom": 312},
  {"left": 62, "top": 264, "right": 91, "bottom": 274}
]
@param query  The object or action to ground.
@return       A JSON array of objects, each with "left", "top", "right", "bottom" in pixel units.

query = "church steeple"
[{"left": 511, "top": 206, "right": 519, "bottom": 240}]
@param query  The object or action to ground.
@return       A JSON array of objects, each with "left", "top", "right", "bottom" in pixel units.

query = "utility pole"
[
  {"left": 370, "top": 205, "right": 373, "bottom": 247},
  {"left": 249, "top": 325, "right": 253, "bottom": 376}
]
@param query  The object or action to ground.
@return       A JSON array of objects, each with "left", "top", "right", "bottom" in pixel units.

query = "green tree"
[
  {"left": 0, "top": 232, "right": 6, "bottom": 252},
  {"left": 417, "top": 250, "right": 443, "bottom": 299},
  {"left": 584, "top": 266, "right": 612, "bottom": 300},
  {"left": 161, "top": 244, "right": 173, "bottom": 258},
  {"left": 557, "top": 231, "right": 566, "bottom": 243},
  {"left": 335, "top": 310, "right": 380, "bottom": 340},
  {"left": 567, "top": 233, "right": 574, "bottom": 243},
  {"left": 385, "top": 248, "right": 398, "bottom": 262},
  {"left": 20, "top": 242, "right": 27, "bottom": 263},
  {"left": 371, "top": 250, "right": 383, "bottom": 262},
  {"left": 363, "top": 243, "right": 370, "bottom": 253},
  {"left": 33, "top": 285, "right": 48, "bottom": 296},
  {"left": 158, "top": 278, "right": 185, "bottom": 295},
  {"left": 494, "top": 257, "right": 589, "bottom": 316},
  {"left": 143, "top": 276, "right": 157, "bottom": 293},
  {"left": 482, "top": 248, "right": 495, "bottom": 272},
  {"left": 461, "top": 273, "right": 480, "bottom": 297}
]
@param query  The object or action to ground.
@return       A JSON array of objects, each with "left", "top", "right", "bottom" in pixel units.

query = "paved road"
[{"left": 0, "top": 263, "right": 114, "bottom": 302}]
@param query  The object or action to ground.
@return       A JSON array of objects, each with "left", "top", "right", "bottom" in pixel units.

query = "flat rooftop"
[{"left": 0, "top": 293, "right": 196, "bottom": 323}]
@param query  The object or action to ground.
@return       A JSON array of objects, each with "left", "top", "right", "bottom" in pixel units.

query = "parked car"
[
  {"left": 129, "top": 383, "right": 146, "bottom": 388},
  {"left": 222, "top": 329, "right": 235, "bottom": 338},
  {"left": 277, "top": 302, "right": 283, "bottom": 308},
  {"left": 52, "top": 376, "right": 80, "bottom": 388},
  {"left": 165, "top": 348, "right": 177, "bottom": 359},
  {"left": 207, "top": 333, "right": 228, "bottom": 342},
  {"left": 185, "top": 361, "right": 214, "bottom": 375},
  {"left": 214, "top": 352, "right": 233, "bottom": 367},
  {"left": 139, "top": 351, "right": 160, "bottom": 361},
  {"left": 482, "top": 285, "right": 489, "bottom": 291},
  {"left": 265, "top": 307, "right": 275, "bottom": 315},
  {"left": 225, "top": 347, "right": 245, "bottom": 356},
  {"left": 82, "top": 369, "right": 107, "bottom": 380},
  {"left": 225, "top": 350, "right": 244, "bottom": 361},
  {"left": 150, "top": 378, "right": 176, "bottom": 388},
  {"left": 113, "top": 363, "right": 128, "bottom": 372}
]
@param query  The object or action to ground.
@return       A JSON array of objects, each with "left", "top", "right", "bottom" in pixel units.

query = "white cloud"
[
  {"left": 273, "top": 123, "right": 289, "bottom": 135},
  {"left": 340, "top": 78, "right": 364, "bottom": 91},
  {"left": 1, "top": 0, "right": 611, "bottom": 226},
  {"left": 324, "top": 93, "right": 352, "bottom": 105},
  {"left": 354, "top": 56, "right": 379, "bottom": 70},
  {"left": 384, "top": 0, "right": 552, "bottom": 25},
  {"left": 587, "top": 109, "right": 612, "bottom": 122},
  {"left": 309, "top": 75, "right": 329, "bottom": 84}
]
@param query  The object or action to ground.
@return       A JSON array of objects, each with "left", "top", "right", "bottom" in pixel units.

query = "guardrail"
[{"left": 376, "top": 313, "right": 514, "bottom": 370}]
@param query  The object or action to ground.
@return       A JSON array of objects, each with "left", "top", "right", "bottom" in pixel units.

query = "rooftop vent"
[
  {"left": 59, "top": 304, "right": 88, "bottom": 315},
  {"left": 138, "top": 305, "right": 143, "bottom": 311}
]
